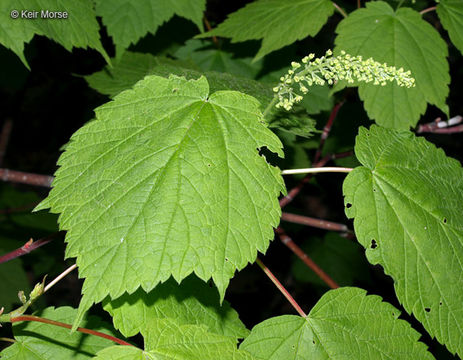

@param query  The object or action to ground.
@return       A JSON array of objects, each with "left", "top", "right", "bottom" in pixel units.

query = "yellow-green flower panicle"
[{"left": 274, "top": 50, "right": 416, "bottom": 111}]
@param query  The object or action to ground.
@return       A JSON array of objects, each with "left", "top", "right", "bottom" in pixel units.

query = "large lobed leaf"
[
  {"left": 103, "top": 275, "right": 249, "bottom": 339},
  {"left": 343, "top": 125, "right": 463, "bottom": 356},
  {"left": 335, "top": 1, "right": 449, "bottom": 129},
  {"left": 437, "top": 0, "right": 463, "bottom": 55},
  {"left": 0, "top": 0, "right": 109, "bottom": 69},
  {"left": 95, "top": 318, "right": 254, "bottom": 360},
  {"left": 95, "top": 0, "right": 205, "bottom": 56},
  {"left": 0, "top": 307, "right": 117, "bottom": 359},
  {"left": 197, "top": 0, "right": 334, "bottom": 61},
  {"left": 240, "top": 287, "right": 434, "bottom": 359},
  {"left": 37, "top": 75, "right": 285, "bottom": 322}
]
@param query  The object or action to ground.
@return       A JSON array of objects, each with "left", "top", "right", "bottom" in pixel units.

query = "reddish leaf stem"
[
  {"left": 0, "top": 233, "right": 59, "bottom": 264},
  {"left": 0, "top": 118, "right": 13, "bottom": 167},
  {"left": 332, "top": 2, "right": 348, "bottom": 18},
  {"left": 417, "top": 116, "right": 463, "bottom": 134},
  {"left": 281, "top": 212, "right": 349, "bottom": 232},
  {"left": 332, "top": 150, "right": 354, "bottom": 159},
  {"left": 203, "top": 16, "right": 219, "bottom": 47},
  {"left": 255, "top": 258, "right": 306, "bottom": 317},
  {"left": 314, "top": 102, "right": 344, "bottom": 164},
  {"left": 10, "top": 315, "right": 134, "bottom": 347},
  {"left": 420, "top": 6, "right": 437, "bottom": 15},
  {"left": 276, "top": 227, "right": 339, "bottom": 289},
  {"left": 0, "top": 168, "right": 53, "bottom": 187}
]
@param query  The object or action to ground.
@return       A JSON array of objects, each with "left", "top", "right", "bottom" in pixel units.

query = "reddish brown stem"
[
  {"left": 276, "top": 227, "right": 339, "bottom": 289},
  {"left": 256, "top": 258, "right": 306, "bottom": 317},
  {"left": 0, "top": 233, "right": 59, "bottom": 264},
  {"left": 314, "top": 102, "right": 345, "bottom": 164},
  {"left": 10, "top": 315, "right": 134, "bottom": 347},
  {"left": 281, "top": 212, "right": 349, "bottom": 232},
  {"left": 0, "top": 118, "right": 13, "bottom": 167},
  {"left": 332, "top": 150, "right": 354, "bottom": 159},
  {"left": 0, "top": 168, "right": 53, "bottom": 187},
  {"left": 203, "top": 16, "right": 219, "bottom": 47},
  {"left": 420, "top": 6, "right": 437, "bottom": 15},
  {"left": 0, "top": 201, "right": 40, "bottom": 215}
]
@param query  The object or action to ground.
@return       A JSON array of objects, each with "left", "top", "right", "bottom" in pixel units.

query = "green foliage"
[
  {"left": 1, "top": 0, "right": 462, "bottom": 358},
  {"left": 36, "top": 74, "right": 285, "bottom": 318},
  {"left": 95, "top": 0, "right": 205, "bottom": 56},
  {"left": 0, "top": 307, "right": 117, "bottom": 359},
  {"left": 198, "top": 0, "right": 334, "bottom": 60},
  {"left": 437, "top": 0, "right": 463, "bottom": 55},
  {"left": 103, "top": 275, "right": 248, "bottom": 339},
  {"left": 344, "top": 125, "right": 463, "bottom": 356},
  {"left": 0, "top": 0, "right": 109, "bottom": 69},
  {"left": 335, "top": 1, "right": 449, "bottom": 129},
  {"left": 240, "top": 287, "right": 434, "bottom": 359}
]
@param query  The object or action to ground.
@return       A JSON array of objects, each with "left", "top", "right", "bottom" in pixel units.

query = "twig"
[
  {"left": 0, "top": 201, "right": 39, "bottom": 215},
  {"left": 8, "top": 315, "right": 134, "bottom": 347},
  {"left": 314, "top": 102, "right": 345, "bottom": 163},
  {"left": 44, "top": 264, "right": 78, "bottom": 293},
  {"left": 281, "top": 167, "right": 352, "bottom": 175},
  {"left": 276, "top": 227, "right": 339, "bottom": 289},
  {"left": 279, "top": 154, "right": 331, "bottom": 208},
  {"left": 332, "top": 2, "right": 348, "bottom": 18},
  {"left": 0, "top": 168, "right": 53, "bottom": 187},
  {"left": 0, "top": 118, "right": 13, "bottom": 167},
  {"left": 0, "top": 233, "right": 59, "bottom": 264},
  {"left": 0, "top": 337, "right": 15, "bottom": 343},
  {"left": 420, "top": 6, "right": 437, "bottom": 15},
  {"left": 417, "top": 115, "right": 463, "bottom": 134},
  {"left": 332, "top": 150, "right": 354, "bottom": 159},
  {"left": 281, "top": 212, "right": 350, "bottom": 232},
  {"left": 256, "top": 258, "right": 306, "bottom": 317},
  {"left": 203, "top": 16, "right": 219, "bottom": 47},
  {"left": 357, "top": 0, "right": 361, "bottom": 8}
]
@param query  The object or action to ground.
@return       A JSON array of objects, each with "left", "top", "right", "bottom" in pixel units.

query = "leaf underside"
[
  {"left": 37, "top": 75, "right": 285, "bottom": 323},
  {"left": 437, "top": 0, "right": 463, "bottom": 55},
  {"left": 335, "top": 1, "right": 449, "bottom": 129},
  {"left": 240, "top": 287, "right": 434, "bottom": 359},
  {"left": 344, "top": 125, "right": 463, "bottom": 356}
]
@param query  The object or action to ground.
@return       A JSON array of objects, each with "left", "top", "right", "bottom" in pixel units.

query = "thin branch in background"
[
  {"left": 357, "top": 0, "right": 361, "bottom": 8},
  {"left": 255, "top": 257, "right": 306, "bottom": 317},
  {"left": 0, "top": 233, "right": 60, "bottom": 264},
  {"left": 417, "top": 115, "right": 463, "bottom": 134},
  {"left": 9, "top": 315, "right": 134, "bottom": 347},
  {"left": 0, "top": 118, "right": 13, "bottom": 167},
  {"left": 332, "top": 2, "right": 348, "bottom": 18},
  {"left": 332, "top": 150, "right": 354, "bottom": 159},
  {"left": 281, "top": 212, "right": 350, "bottom": 233},
  {"left": 0, "top": 168, "right": 53, "bottom": 187},
  {"left": 276, "top": 227, "right": 339, "bottom": 289},
  {"left": 420, "top": 6, "right": 437, "bottom": 15},
  {"left": 279, "top": 154, "right": 331, "bottom": 208},
  {"left": 0, "top": 201, "right": 40, "bottom": 215},
  {"left": 44, "top": 264, "right": 77, "bottom": 293},
  {"left": 203, "top": 16, "right": 219, "bottom": 47},
  {"left": 281, "top": 166, "right": 352, "bottom": 175},
  {"left": 314, "top": 101, "right": 345, "bottom": 164}
]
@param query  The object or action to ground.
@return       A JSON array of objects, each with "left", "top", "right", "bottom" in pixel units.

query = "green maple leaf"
[
  {"left": 437, "top": 0, "right": 463, "bottom": 55},
  {"left": 37, "top": 74, "right": 284, "bottom": 325},
  {"left": 0, "top": 0, "right": 109, "bottom": 69},
  {"left": 95, "top": 0, "right": 205, "bottom": 56},
  {"left": 103, "top": 275, "right": 248, "bottom": 339},
  {"left": 335, "top": 1, "right": 449, "bottom": 129},
  {"left": 240, "top": 287, "right": 434, "bottom": 359},
  {"left": 0, "top": 307, "right": 116, "bottom": 359},
  {"left": 95, "top": 319, "right": 254, "bottom": 360},
  {"left": 197, "top": 0, "right": 334, "bottom": 61},
  {"left": 343, "top": 125, "right": 463, "bottom": 356}
]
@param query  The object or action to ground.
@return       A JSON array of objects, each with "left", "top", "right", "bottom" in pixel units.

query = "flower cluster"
[{"left": 273, "top": 50, "right": 416, "bottom": 110}]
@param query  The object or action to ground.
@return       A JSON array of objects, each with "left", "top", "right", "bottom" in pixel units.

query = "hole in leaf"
[
  {"left": 439, "top": 301, "right": 443, "bottom": 306},
  {"left": 373, "top": 188, "right": 376, "bottom": 192},
  {"left": 443, "top": 218, "right": 447, "bottom": 224},
  {"left": 225, "top": 257, "right": 229, "bottom": 262},
  {"left": 346, "top": 203, "right": 352, "bottom": 208},
  {"left": 370, "top": 239, "right": 377, "bottom": 249},
  {"left": 312, "top": 340, "right": 316, "bottom": 344},
  {"left": 172, "top": 88, "right": 178, "bottom": 93},
  {"left": 425, "top": 307, "right": 431, "bottom": 313}
]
